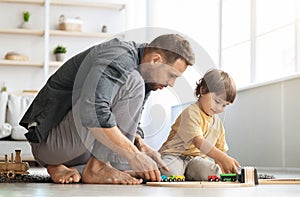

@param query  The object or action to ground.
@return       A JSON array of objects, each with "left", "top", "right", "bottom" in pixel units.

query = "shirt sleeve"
[
  {"left": 176, "top": 106, "right": 203, "bottom": 147},
  {"left": 79, "top": 42, "right": 138, "bottom": 128},
  {"left": 136, "top": 125, "right": 144, "bottom": 138}
]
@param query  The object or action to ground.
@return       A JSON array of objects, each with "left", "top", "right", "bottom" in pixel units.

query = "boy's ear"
[{"left": 199, "top": 86, "right": 204, "bottom": 96}]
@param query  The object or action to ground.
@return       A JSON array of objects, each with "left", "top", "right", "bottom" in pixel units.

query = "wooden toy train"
[
  {"left": 0, "top": 150, "right": 30, "bottom": 179},
  {"left": 161, "top": 167, "right": 258, "bottom": 185},
  {"left": 207, "top": 167, "right": 258, "bottom": 184}
]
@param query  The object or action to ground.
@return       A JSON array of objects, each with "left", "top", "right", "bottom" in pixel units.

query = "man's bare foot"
[
  {"left": 47, "top": 165, "right": 81, "bottom": 184},
  {"left": 124, "top": 170, "right": 139, "bottom": 178},
  {"left": 82, "top": 156, "right": 143, "bottom": 185}
]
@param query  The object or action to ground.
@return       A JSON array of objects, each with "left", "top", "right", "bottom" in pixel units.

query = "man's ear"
[{"left": 150, "top": 52, "right": 163, "bottom": 63}]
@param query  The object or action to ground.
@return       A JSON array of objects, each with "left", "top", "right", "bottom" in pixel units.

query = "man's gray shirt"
[{"left": 20, "top": 38, "right": 146, "bottom": 143}]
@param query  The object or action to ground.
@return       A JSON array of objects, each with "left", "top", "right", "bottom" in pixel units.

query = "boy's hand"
[{"left": 218, "top": 155, "right": 240, "bottom": 174}]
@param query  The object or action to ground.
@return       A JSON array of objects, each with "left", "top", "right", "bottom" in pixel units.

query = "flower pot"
[
  {"left": 55, "top": 53, "right": 65, "bottom": 62},
  {"left": 20, "top": 21, "right": 31, "bottom": 29}
]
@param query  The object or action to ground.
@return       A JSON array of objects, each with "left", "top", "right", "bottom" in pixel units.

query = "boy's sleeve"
[{"left": 176, "top": 107, "right": 203, "bottom": 147}]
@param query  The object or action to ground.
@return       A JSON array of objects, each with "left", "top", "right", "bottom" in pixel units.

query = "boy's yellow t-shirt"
[{"left": 159, "top": 102, "right": 229, "bottom": 158}]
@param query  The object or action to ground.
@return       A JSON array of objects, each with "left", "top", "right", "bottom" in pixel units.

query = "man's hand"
[
  {"left": 134, "top": 134, "right": 169, "bottom": 172},
  {"left": 89, "top": 127, "right": 162, "bottom": 181},
  {"left": 127, "top": 152, "right": 161, "bottom": 182}
]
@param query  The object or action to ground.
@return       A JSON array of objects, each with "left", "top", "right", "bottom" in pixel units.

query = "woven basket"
[{"left": 58, "top": 22, "right": 82, "bottom": 32}]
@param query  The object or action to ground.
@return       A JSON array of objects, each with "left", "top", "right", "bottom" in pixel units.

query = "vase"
[
  {"left": 55, "top": 53, "right": 65, "bottom": 62},
  {"left": 20, "top": 21, "right": 31, "bottom": 29}
]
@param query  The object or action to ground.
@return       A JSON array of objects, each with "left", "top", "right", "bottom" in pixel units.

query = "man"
[{"left": 20, "top": 34, "right": 195, "bottom": 184}]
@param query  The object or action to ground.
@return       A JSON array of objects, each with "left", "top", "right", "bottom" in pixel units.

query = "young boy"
[{"left": 158, "top": 69, "right": 240, "bottom": 181}]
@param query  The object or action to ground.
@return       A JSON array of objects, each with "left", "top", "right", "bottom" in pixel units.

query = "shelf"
[
  {"left": 0, "top": 0, "right": 44, "bottom": 5},
  {"left": 0, "top": 60, "right": 43, "bottom": 67},
  {"left": 50, "top": 0, "right": 125, "bottom": 11},
  {"left": 50, "top": 30, "right": 112, "bottom": 38},
  {"left": 0, "top": 0, "right": 125, "bottom": 10},
  {"left": 49, "top": 61, "right": 63, "bottom": 67},
  {"left": 0, "top": 60, "right": 65, "bottom": 67},
  {"left": 0, "top": 28, "right": 44, "bottom": 36},
  {"left": 0, "top": 29, "right": 113, "bottom": 38}
]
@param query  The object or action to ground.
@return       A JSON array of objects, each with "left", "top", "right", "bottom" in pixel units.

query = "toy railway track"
[{"left": 259, "top": 178, "right": 300, "bottom": 184}]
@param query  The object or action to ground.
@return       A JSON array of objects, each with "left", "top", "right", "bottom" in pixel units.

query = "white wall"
[{"left": 220, "top": 75, "right": 300, "bottom": 168}]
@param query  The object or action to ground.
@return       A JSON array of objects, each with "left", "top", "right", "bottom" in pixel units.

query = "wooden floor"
[
  {"left": 0, "top": 167, "right": 300, "bottom": 197},
  {"left": 1, "top": 182, "right": 300, "bottom": 197}
]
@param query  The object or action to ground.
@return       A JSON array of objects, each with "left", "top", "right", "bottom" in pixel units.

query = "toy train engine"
[{"left": 0, "top": 150, "right": 30, "bottom": 179}]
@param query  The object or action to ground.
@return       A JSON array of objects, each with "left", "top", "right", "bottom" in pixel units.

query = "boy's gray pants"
[
  {"left": 30, "top": 70, "right": 144, "bottom": 172},
  {"left": 159, "top": 154, "right": 222, "bottom": 181}
]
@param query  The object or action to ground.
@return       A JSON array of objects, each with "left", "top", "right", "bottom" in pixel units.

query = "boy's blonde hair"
[{"left": 195, "top": 69, "right": 236, "bottom": 103}]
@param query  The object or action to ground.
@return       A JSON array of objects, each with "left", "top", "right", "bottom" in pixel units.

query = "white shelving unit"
[{"left": 0, "top": 0, "right": 126, "bottom": 91}]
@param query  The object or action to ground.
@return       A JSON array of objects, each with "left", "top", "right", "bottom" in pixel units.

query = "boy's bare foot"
[
  {"left": 82, "top": 156, "right": 143, "bottom": 185},
  {"left": 47, "top": 165, "right": 81, "bottom": 184}
]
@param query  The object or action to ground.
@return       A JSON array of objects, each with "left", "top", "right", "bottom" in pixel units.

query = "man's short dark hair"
[{"left": 147, "top": 34, "right": 195, "bottom": 65}]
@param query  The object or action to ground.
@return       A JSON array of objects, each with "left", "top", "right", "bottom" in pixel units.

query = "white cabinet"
[{"left": 0, "top": 0, "right": 127, "bottom": 92}]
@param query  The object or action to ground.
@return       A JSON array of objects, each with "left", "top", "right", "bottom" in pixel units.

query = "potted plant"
[
  {"left": 0, "top": 81, "right": 7, "bottom": 92},
  {"left": 23, "top": 11, "right": 30, "bottom": 22},
  {"left": 21, "top": 11, "right": 31, "bottom": 29},
  {"left": 53, "top": 45, "right": 67, "bottom": 61}
]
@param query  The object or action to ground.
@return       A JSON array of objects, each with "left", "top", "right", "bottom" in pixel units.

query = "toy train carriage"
[
  {"left": 208, "top": 175, "right": 220, "bottom": 182},
  {"left": 220, "top": 173, "right": 237, "bottom": 182},
  {"left": 0, "top": 150, "right": 30, "bottom": 179},
  {"left": 161, "top": 175, "right": 185, "bottom": 182},
  {"left": 208, "top": 173, "right": 237, "bottom": 182}
]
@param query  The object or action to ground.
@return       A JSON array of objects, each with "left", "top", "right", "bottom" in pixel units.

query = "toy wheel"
[
  {"left": 208, "top": 178, "right": 213, "bottom": 182},
  {"left": 231, "top": 178, "right": 236, "bottom": 182},
  {"left": 172, "top": 178, "right": 176, "bottom": 182},
  {"left": 215, "top": 178, "right": 220, "bottom": 182},
  {"left": 7, "top": 170, "right": 16, "bottom": 179},
  {"left": 177, "top": 178, "right": 182, "bottom": 182}
]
